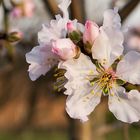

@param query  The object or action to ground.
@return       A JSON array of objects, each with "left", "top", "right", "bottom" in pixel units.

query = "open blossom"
[
  {"left": 25, "top": 0, "right": 140, "bottom": 124},
  {"left": 26, "top": 44, "right": 59, "bottom": 81},
  {"left": 60, "top": 9, "right": 140, "bottom": 123},
  {"left": 26, "top": 0, "right": 72, "bottom": 81},
  {"left": 83, "top": 20, "right": 99, "bottom": 45},
  {"left": 52, "top": 38, "right": 77, "bottom": 60}
]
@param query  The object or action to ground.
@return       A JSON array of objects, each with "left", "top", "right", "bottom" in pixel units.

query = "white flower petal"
[
  {"left": 116, "top": 51, "right": 140, "bottom": 84},
  {"left": 59, "top": 53, "right": 97, "bottom": 95},
  {"left": 58, "top": 0, "right": 71, "bottom": 20},
  {"left": 64, "top": 82, "right": 73, "bottom": 95},
  {"left": 38, "top": 0, "right": 71, "bottom": 44},
  {"left": 77, "top": 22, "right": 85, "bottom": 33},
  {"left": 38, "top": 17, "right": 67, "bottom": 44},
  {"left": 59, "top": 53, "right": 97, "bottom": 78},
  {"left": 28, "top": 63, "right": 50, "bottom": 81},
  {"left": 92, "top": 9, "right": 124, "bottom": 68},
  {"left": 66, "top": 84, "right": 102, "bottom": 122},
  {"left": 59, "top": 53, "right": 97, "bottom": 96},
  {"left": 103, "top": 27, "right": 124, "bottom": 65},
  {"left": 103, "top": 8, "right": 121, "bottom": 29},
  {"left": 26, "top": 46, "right": 43, "bottom": 64},
  {"left": 92, "top": 29, "right": 112, "bottom": 68},
  {"left": 103, "top": 9, "right": 124, "bottom": 62},
  {"left": 26, "top": 45, "right": 58, "bottom": 81},
  {"left": 102, "top": 9, "right": 124, "bottom": 63},
  {"left": 109, "top": 87, "right": 140, "bottom": 123}
]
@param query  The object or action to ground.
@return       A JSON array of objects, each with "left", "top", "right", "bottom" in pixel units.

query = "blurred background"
[{"left": 0, "top": 0, "right": 140, "bottom": 140}]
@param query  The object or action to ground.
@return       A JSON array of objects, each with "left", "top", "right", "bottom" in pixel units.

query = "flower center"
[
  {"left": 100, "top": 71, "right": 115, "bottom": 86},
  {"left": 90, "top": 69, "right": 116, "bottom": 95}
]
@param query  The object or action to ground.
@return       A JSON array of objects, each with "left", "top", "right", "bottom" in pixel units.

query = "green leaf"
[
  {"left": 116, "top": 79, "right": 126, "bottom": 86},
  {"left": 7, "top": 32, "right": 22, "bottom": 42},
  {"left": 69, "top": 31, "right": 81, "bottom": 43}
]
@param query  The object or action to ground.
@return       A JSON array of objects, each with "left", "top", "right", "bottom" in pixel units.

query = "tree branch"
[
  {"left": 119, "top": 0, "right": 140, "bottom": 22},
  {"left": 42, "top": 0, "right": 58, "bottom": 18},
  {"left": 70, "top": 0, "right": 85, "bottom": 23}
]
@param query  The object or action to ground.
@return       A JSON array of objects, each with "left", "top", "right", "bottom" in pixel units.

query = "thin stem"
[
  {"left": 2, "top": 1, "right": 9, "bottom": 33},
  {"left": 0, "top": 32, "right": 7, "bottom": 40},
  {"left": 0, "top": 0, "right": 3, "bottom": 5},
  {"left": 119, "top": 0, "right": 140, "bottom": 23}
]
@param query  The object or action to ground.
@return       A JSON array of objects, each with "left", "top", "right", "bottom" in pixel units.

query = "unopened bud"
[
  {"left": 67, "top": 21, "right": 82, "bottom": 43},
  {"left": 7, "top": 31, "right": 22, "bottom": 42},
  {"left": 67, "top": 21, "right": 76, "bottom": 33},
  {"left": 52, "top": 38, "right": 78, "bottom": 60},
  {"left": 83, "top": 20, "right": 99, "bottom": 45}
]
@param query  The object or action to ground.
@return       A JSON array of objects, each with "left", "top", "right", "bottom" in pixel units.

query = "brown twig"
[
  {"left": 119, "top": 0, "right": 140, "bottom": 22},
  {"left": 70, "top": 0, "right": 85, "bottom": 23},
  {"left": 0, "top": 0, "right": 3, "bottom": 5},
  {"left": 42, "top": 0, "right": 58, "bottom": 18},
  {"left": 2, "top": 1, "right": 9, "bottom": 33}
]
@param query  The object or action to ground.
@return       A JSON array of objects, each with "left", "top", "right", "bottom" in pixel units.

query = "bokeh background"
[{"left": 0, "top": 0, "right": 140, "bottom": 140}]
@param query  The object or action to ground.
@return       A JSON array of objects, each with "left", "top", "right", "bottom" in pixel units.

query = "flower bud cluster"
[{"left": 51, "top": 19, "right": 100, "bottom": 60}]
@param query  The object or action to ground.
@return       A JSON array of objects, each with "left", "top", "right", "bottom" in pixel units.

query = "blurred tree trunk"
[
  {"left": 42, "top": 0, "right": 58, "bottom": 18},
  {"left": 91, "top": 97, "right": 108, "bottom": 140},
  {"left": 81, "top": 121, "right": 92, "bottom": 140},
  {"left": 68, "top": 119, "right": 92, "bottom": 140},
  {"left": 70, "top": 0, "right": 85, "bottom": 23},
  {"left": 123, "top": 124, "right": 130, "bottom": 140},
  {"left": 68, "top": 97, "right": 108, "bottom": 140}
]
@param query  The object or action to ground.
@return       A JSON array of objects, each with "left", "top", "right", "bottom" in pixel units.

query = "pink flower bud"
[
  {"left": 83, "top": 20, "right": 99, "bottom": 45},
  {"left": 52, "top": 38, "right": 77, "bottom": 60},
  {"left": 8, "top": 31, "right": 23, "bottom": 42},
  {"left": 67, "top": 21, "right": 76, "bottom": 33}
]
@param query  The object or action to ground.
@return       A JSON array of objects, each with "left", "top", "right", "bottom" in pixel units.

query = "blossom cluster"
[{"left": 26, "top": 0, "right": 140, "bottom": 123}]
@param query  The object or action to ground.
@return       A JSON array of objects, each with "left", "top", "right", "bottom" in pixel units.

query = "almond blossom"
[
  {"left": 26, "top": 0, "right": 85, "bottom": 81},
  {"left": 60, "top": 9, "right": 140, "bottom": 123},
  {"left": 26, "top": 0, "right": 76, "bottom": 81},
  {"left": 25, "top": 0, "right": 140, "bottom": 124}
]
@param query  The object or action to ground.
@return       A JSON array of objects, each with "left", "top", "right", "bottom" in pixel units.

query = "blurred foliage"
[
  {"left": 0, "top": 126, "right": 139, "bottom": 140},
  {"left": 106, "top": 126, "right": 140, "bottom": 140},
  {"left": 0, "top": 131, "right": 68, "bottom": 140}
]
